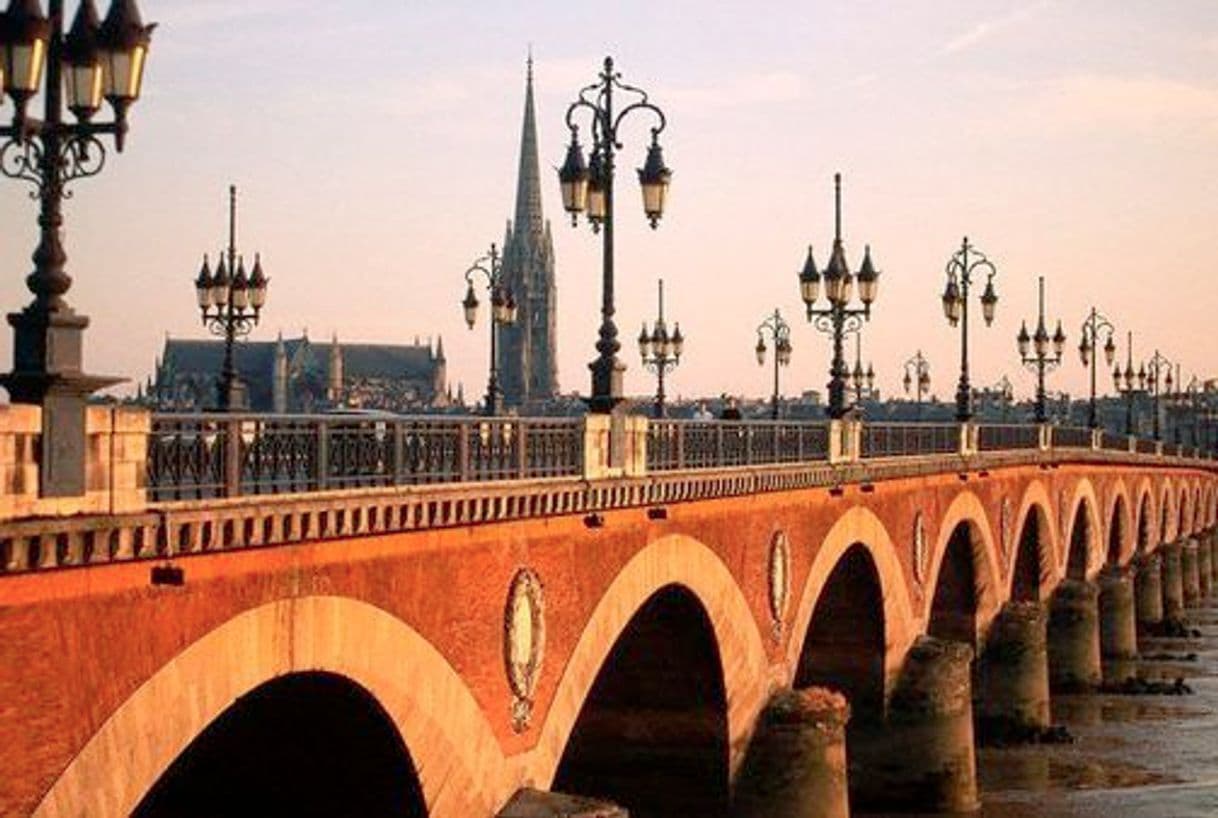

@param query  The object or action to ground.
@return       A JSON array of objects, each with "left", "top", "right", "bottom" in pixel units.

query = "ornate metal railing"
[
  {"left": 1052, "top": 426, "right": 1093, "bottom": 449},
  {"left": 1100, "top": 431, "right": 1129, "bottom": 452},
  {"left": 148, "top": 414, "right": 584, "bottom": 502},
  {"left": 646, "top": 420, "right": 830, "bottom": 472},
  {"left": 1135, "top": 438, "right": 1159, "bottom": 455},
  {"left": 977, "top": 424, "right": 1040, "bottom": 451},
  {"left": 860, "top": 423, "right": 959, "bottom": 459}
]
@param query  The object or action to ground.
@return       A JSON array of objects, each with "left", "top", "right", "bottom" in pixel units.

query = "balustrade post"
[
  {"left": 316, "top": 422, "right": 330, "bottom": 491},
  {"left": 1039, "top": 424, "right": 1052, "bottom": 451},
  {"left": 224, "top": 418, "right": 242, "bottom": 498},
  {"left": 1090, "top": 428, "right": 1102, "bottom": 450}
]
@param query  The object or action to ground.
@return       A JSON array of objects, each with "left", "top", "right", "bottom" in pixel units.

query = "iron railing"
[
  {"left": 1052, "top": 426, "right": 1093, "bottom": 448},
  {"left": 861, "top": 423, "right": 959, "bottom": 459},
  {"left": 1135, "top": 438, "right": 1159, "bottom": 455},
  {"left": 148, "top": 414, "right": 584, "bottom": 502},
  {"left": 977, "top": 424, "right": 1041, "bottom": 451},
  {"left": 646, "top": 420, "right": 829, "bottom": 472},
  {"left": 1100, "top": 431, "right": 1129, "bottom": 452}
]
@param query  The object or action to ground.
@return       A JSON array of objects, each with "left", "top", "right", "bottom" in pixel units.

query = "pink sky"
[{"left": 0, "top": 1, "right": 1214, "bottom": 405}]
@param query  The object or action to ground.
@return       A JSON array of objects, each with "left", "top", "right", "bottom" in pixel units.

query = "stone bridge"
[{"left": 1, "top": 408, "right": 1216, "bottom": 817}]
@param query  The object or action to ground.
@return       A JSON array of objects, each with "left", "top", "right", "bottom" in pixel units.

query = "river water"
[{"left": 865, "top": 599, "right": 1218, "bottom": 817}]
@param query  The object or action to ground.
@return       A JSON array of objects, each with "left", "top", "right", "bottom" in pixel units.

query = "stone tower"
[{"left": 498, "top": 55, "right": 558, "bottom": 408}]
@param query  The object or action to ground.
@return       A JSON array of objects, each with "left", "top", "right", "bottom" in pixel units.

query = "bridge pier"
[
  {"left": 975, "top": 601, "right": 1050, "bottom": 734},
  {"left": 1098, "top": 566, "right": 1138, "bottom": 683},
  {"left": 1047, "top": 579, "right": 1102, "bottom": 691},
  {"left": 1134, "top": 552, "right": 1164, "bottom": 626},
  {"left": 1198, "top": 535, "right": 1213, "bottom": 598},
  {"left": 1162, "top": 541, "right": 1185, "bottom": 617},
  {"left": 1183, "top": 539, "right": 1201, "bottom": 607},
  {"left": 853, "top": 636, "right": 977, "bottom": 814},
  {"left": 733, "top": 687, "right": 850, "bottom": 818}
]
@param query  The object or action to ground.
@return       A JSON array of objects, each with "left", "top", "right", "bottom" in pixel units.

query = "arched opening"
[
  {"left": 1066, "top": 498, "right": 1092, "bottom": 580},
  {"left": 553, "top": 585, "right": 729, "bottom": 818},
  {"left": 1108, "top": 496, "right": 1127, "bottom": 565},
  {"left": 1011, "top": 507, "right": 1048, "bottom": 602},
  {"left": 1138, "top": 493, "right": 1153, "bottom": 554},
  {"left": 794, "top": 543, "right": 886, "bottom": 725},
  {"left": 133, "top": 672, "right": 426, "bottom": 818},
  {"left": 928, "top": 522, "right": 982, "bottom": 648}
]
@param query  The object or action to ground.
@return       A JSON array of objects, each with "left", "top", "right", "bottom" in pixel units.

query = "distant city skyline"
[{"left": 0, "top": 1, "right": 1215, "bottom": 407}]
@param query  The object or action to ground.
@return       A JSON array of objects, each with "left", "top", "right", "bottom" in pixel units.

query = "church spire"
[{"left": 513, "top": 51, "right": 544, "bottom": 238}]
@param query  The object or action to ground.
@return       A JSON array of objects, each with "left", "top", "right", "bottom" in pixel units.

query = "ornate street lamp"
[
  {"left": 193, "top": 185, "right": 268, "bottom": 411},
  {"left": 462, "top": 243, "right": 516, "bottom": 417},
  {"left": 903, "top": 350, "right": 931, "bottom": 418},
  {"left": 558, "top": 56, "right": 670, "bottom": 413},
  {"left": 797, "top": 173, "right": 880, "bottom": 419},
  {"left": 637, "top": 278, "right": 682, "bottom": 418},
  {"left": 755, "top": 308, "right": 792, "bottom": 420},
  {"left": 1112, "top": 330, "right": 1143, "bottom": 436},
  {"left": 1078, "top": 307, "right": 1116, "bottom": 429},
  {"left": 940, "top": 237, "right": 998, "bottom": 421},
  {"left": 0, "top": 0, "right": 154, "bottom": 495},
  {"left": 1140, "top": 350, "right": 1175, "bottom": 442},
  {"left": 849, "top": 331, "right": 876, "bottom": 406},
  {"left": 1016, "top": 276, "right": 1065, "bottom": 424}
]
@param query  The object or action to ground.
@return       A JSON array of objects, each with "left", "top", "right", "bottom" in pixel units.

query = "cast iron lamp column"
[
  {"left": 637, "top": 278, "right": 682, "bottom": 418},
  {"left": 940, "top": 237, "right": 998, "bottom": 421},
  {"left": 1016, "top": 276, "right": 1066, "bottom": 424},
  {"left": 796, "top": 173, "right": 880, "bottom": 419},
  {"left": 1078, "top": 306, "right": 1116, "bottom": 429},
  {"left": 461, "top": 243, "right": 517, "bottom": 417},
  {"left": 0, "top": 0, "right": 154, "bottom": 495},
  {"left": 557, "top": 56, "right": 671, "bottom": 413},
  {"left": 192, "top": 186, "right": 268, "bottom": 411},
  {"left": 903, "top": 350, "right": 931, "bottom": 419},
  {"left": 755, "top": 308, "right": 792, "bottom": 420},
  {"left": 1112, "top": 331, "right": 1144, "bottom": 436},
  {"left": 849, "top": 331, "right": 875, "bottom": 406},
  {"left": 1142, "top": 350, "right": 1175, "bottom": 442}
]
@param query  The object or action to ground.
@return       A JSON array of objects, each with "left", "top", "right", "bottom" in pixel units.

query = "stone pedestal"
[
  {"left": 1162, "top": 541, "right": 1184, "bottom": 617},
  {"left": 1047, "top": 579, "right": 1102, "bottom": 692},
  {"left": 1135, "top": 553, "right": 1164, "bottom": 626},
  {"left": 1199, "top": 536, "right": 1213, "bottom": 598},
  {"left": 1098, "top": 567, "right": 1138, "bottom": 683},
  {"left": 976, "top": 601, "right": 1050, "bottom": 732},
  {"left": 853, "top": 636, "right": 977, "bottom": 814},
  {"left": 1183, "top": 539, "right": 1201, "bottom": 607},
  {"left": 733, "top": 687, "right": 850, "bottom": 818},
  {"left": 497, "top": 788, "right": 625, "bottom": 818}
]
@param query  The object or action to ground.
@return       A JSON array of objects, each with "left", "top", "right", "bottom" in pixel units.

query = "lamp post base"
[
  {"left": 2, "top": 306, "right": 123, "bottom": 497},
  {"left": 586, "top": 355, "right": 625, "bottom": 414}
]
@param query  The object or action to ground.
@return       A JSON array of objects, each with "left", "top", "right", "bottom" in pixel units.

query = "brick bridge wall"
[{"left": 1, "top": 454, "right": 1215, "bottom": 817}]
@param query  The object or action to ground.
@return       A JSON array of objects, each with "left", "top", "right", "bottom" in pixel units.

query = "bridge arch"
[
  {"left": 1008, "top": 480, "right": 1057, "bottom": 601},
  {"left": 1134, "top": 478, "right": 1156, "bottom": 554},
  {"left": 532, "top": 534, "right": 768, "bottom": 791},
  {"left": 1104, "top": 479, "right": 1135, "bottom": 566},
  {"left": 786, "top": 505, "right": 917, "bottom": 697},
  {"left": 33, "top": 596, "right": 506, "bottom": 818},
  {"left": 925, "top": 491, "right": 1003, "bottom": 650},
  {"left": 1160, "top": 481, "right": 1176, "bottom": 545},
  {"left": 1062, "top": 478, "right": 1103, "bottom": 580}
]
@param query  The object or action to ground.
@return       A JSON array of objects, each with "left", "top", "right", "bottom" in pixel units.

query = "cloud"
[{"left": 941, "top": 2, "right": 1050, "bottom": 55}]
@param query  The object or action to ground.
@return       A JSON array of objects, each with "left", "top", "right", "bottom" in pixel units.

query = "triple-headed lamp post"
[
  {"left": 637, "top": 279, "right": 682, "bottom": 418},
  {"left": 1112, "top": 331, "right": 1141, "bottom": 436},
  {"left": 0, "top": 0, "right": 153, "bottom": 495},
  {"left": 903, "top": 350, "right": 931, "bottom": 418},
  {"left": 192, "top": 186, "right": 268, "bottom": 411},
  {"left": 557, "top": 56, "right": 671, "bottom": 413},
  {"left": 850, "top": 332, "right": 875, "bottom": 406},
  {"left": 1016, "top": 276, "right": 1066, "bottom": 424},
  {"left": 796, "top": 173, "right": 880, "bottom": 419},
  {"left": 461, "top": 243, "right": 516, "bottom": 417},
  {"left": 940, "top": 237, "right": 998, "bottom": 422},
  {"left": 755, "top": 308, "right": 792, "bottom": 420},
  {"left": 1141, "top": 350, "right": 1175, "bottom": 441},
  {"left": 1078, "top": 306, "right": 1116, "bottom": 429}
]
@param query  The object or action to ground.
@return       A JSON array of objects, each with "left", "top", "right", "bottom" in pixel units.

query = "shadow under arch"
[
  {"left": 1134, "top": 480, "right": 1156, "bottom": 555},
  {"left": 1161, "top": 482, "right": 1177, "bottom": 544},
  {"left": 133, "top": 671, "right": 425, "bottom": 818},
  {"left": 33, "top": 597, "right": 507, "bottom": 818},
  {"left": 1010, "top": 501, "right": 1054, "bottom": 602},
  {"left": 551, "top": 584, "right": 730, "bottom": 818},
  {"left": 531, "top": 534, "right": 768, "bottom": 790},
  {"left": 1107, "top": 493, "right": 1130, "bottom": 567},
  {"left": 1062, "top": 478, "right": 1103, "bottom": 580},
  {"left": 925, "top": 491, "right": 1002, "bottom": 652}
]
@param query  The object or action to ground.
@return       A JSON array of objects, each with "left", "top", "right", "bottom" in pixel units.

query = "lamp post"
[
  {"left": 1016, "top": 276, "right": 1066, "bottom": 424},
  {"left": 755, "top": 308, "right": 792, "bottom": 420},
  {"left": 637, "top": 278, "right": 683, "bottom": 418},
  {"left": 1142, "top": 350, "right": 1174, "bottom": 441},
  {"left": 557, "top": 56, "right": 671, "bottom": 413},
  {"left": 1078, "top": 307, "right": 1116, "bottom": 429},
  {"left": 796, "top": 173, "right": 880, "bottom": 419},
  {"left": 849, "top": 331, "right": 875, "bottom": 407},
  {"left": 461, "top": 243, "right": 516, "bottom": 417},
  {"left": 1112, "top": 331, "right": 1143, "bottom": 436},
  {"left": 0, "top": 0, "right": 154, "bottom": 495},
  {"left": 192, "top": 186, "right": 268, "bottom": 411},
  {"left": 903, "top": 350, "right": 931, "bottom": 418},
  {"left": 940, "top": 237, "right": 998, "bottom": 422}
]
